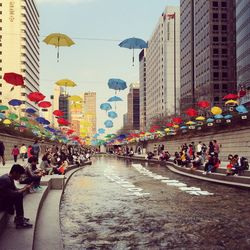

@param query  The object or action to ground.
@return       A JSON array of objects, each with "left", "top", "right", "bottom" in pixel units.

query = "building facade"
[
  {"left": 146, "top": 6, "right": 180, "bottom": 128},
  {"left": 180, "top": 0, "right": 237, "bottom": 113},
  {"left": 236, "top": 0, "right": 250, "bottom": 105},
  {"left": 59, "top": 93, "right": 69, "bottom": 120},
  {"left": 1, "top": 0, "right": 40, "bottom": 112},
  {"left": 139, "top": 49, "right": 147, "bottom": 131},
  {"left": 126, "top": 83, "right": 140, "bottom": 131}
]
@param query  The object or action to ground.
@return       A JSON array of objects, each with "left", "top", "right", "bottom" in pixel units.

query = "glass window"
[{"left": 213, "top": 1, "right": 218, "bottom": 7}]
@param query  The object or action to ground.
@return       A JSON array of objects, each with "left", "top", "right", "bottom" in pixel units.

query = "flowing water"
[{"left": 60, "top": 156, "right": 250, "bottom": 250}]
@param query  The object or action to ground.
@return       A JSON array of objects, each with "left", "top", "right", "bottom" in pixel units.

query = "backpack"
[{"left": 240, "top": 157, "right": 249, "bottom": 170}]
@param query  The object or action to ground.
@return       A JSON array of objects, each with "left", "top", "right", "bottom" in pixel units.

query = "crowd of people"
[{"left": 0, "top": 140, "right": 95, "bottom": 229}]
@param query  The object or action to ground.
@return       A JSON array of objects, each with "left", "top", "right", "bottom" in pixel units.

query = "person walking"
[
  {"left": 12, "top": 145, "right": 19, "bottom": 163},
  {"left": 31, "top": 140, "right": 41, "bottom": 162},
  {"left": 20, "top": 144, "right": 27, "bottom": 162},
  {"left": 0, "top": 140, "right": 5, "bottom": 166}
]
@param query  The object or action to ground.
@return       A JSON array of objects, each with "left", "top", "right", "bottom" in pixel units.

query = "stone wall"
[{"left": 0, "top": 133, "right": 54, "bottom": 161}]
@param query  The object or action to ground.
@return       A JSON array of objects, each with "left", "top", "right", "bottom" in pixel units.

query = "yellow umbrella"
[
  {"left": 70, "top": 103, "right": 82, "bottom": 110},
  {"left": 211, "top": 106, "right": 222, "bottom": 115},
  {"left": 43, "top": 33, "right": 75, "bottom": 61},
  {"left": 68, "top": 95, "right": 82, "bottom": 102},
  {"left": 195, "top": 116, "right": 205, "bottom": 121},
  {"left": 3, "top": 119, "right": 12, "bottom": 125},
  {"left": 186, "top": 121, "right": 196, "bottom": 125},
  {"left": 164, "top": 128, "right": 170, "bottom": 132},
  {"left": 173, "top": 124, "right": 179, "bottom": 129},
  {"left": 56, "top": 79, "right": 76, "bottom": 88},
  {"left": 225, "top": 99, "right": 238, "bottom": 105}
]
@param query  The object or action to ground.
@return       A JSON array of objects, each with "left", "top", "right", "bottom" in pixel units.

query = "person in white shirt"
[{"left": 19, "top": 144, "right": 27, "bottom": 162}]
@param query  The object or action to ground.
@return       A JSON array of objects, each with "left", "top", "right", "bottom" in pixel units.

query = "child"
[
  {"left": 12, "top": 145, "right": 19, "bottom": 163},
  {"left": 226, "top": 154, "right": 234, "bottom": 176}
]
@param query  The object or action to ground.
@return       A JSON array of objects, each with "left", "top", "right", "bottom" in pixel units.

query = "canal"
[{"left": 60, "top": 156, "right": 250, "bottom": 249}]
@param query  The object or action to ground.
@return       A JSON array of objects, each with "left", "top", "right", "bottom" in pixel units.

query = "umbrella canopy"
[
  {"left": 211, "top": 106, "right": 222, "bottom": 115},
  {"left": 172, "top": 117, "right": 182, "bottom": 124},
  {"left": 0, "top": 105, "right": 9, "bottom": 111},
  {"left": 3, "top": 72, "right": 24, "bottom": 87},
  {"left": 100, "top": 103, "right": 112, "bottom": 111},
  {"left": 104, "top": 120, "right": 113, "bottom": 128},
  {"left": 223, "top": 93, "right": 238, "bottom": 100},
  {"left": 57, "top": 118, "right": 70, "bottom": 126},
  {"left": 108, "top": 96, "right": 123, "bottom": 102},
  {"left": 98, "top": 128, "right": 105, "bottom": 134},
  {"left": 8, "top": 113, "right": 18, "bottom": 120},
  {"left": 55, "top": 79, "right": 76, "bottom": 87},
  {"left": 225, "top": 99, "right": 238, "bottom": 105},
  {"left": 38, "top": 101, "right": 52, "bottom": 108},
  {"left": 28, "top": 92, "right": 45, "bottom": 102},
  {"left": 214, "top": 114, "right": 224, "bottom": 119},
  {"left": 236, "top": 105, "right": 248, "bottom": 114},
  {"left": 36, "top": 117, "right": 50, "bottom": 125},
  {"left": 197, "top": 100, "right": 210, "bottom": 108},
  {"left": 68, "top": 95, "right": 82, "bottom": 102},
  {"left": 0, "top": 113, "right": 6, "bottom": 119},
  {"left": 224, "top": 114, "right": 233, "bottom": 119},
  {"left": 3, "top": 119, "right": 12, "bottom": 125},
  {"left": 108, "top": 78, "right": 127, "bottom": 91},
  {"left": 108, "top": 111, "right": 118, "bottom": 119},
  {"left": 8, "top": 99, "right": 23, "bottom": 106},
  {"left": 185, "top": 108, "right": 198, "bottom": 117},
  {"left": 195, "top": 116, "right": 206, "bottom": 121},
  {"left": 53, "top": 110, "right": 64, "bottom": 117},
  {"left": 20, "top": 117, "right": 29, "bottom": 122},
  {"left": 43, "top": 33, "right": 75, "bottom": 62},
  {"left": 186, "top": 121, "right": 196, "bottom": 125},
  {"left": 207, "top": 118, "right": 215, "bottom": 123},
  {"left": 119, "top": 37, "right": 148, "bottom": 65},
  {"left": 25, "top": 108, "right": 36, "bottom": 114}
]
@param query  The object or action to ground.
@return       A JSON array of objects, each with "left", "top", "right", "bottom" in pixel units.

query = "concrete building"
[
  {"left": 139, "top": 49, "right": 147, "bottom": 131},
  {"left": 1, "top": 0, "right": 40, "bottom": 112},
  {"left": 180, "top": 0, "right": 237, "bottom": 113},
  {"left": 126, "top": 83, "right": 140, "bottom": 131},
  {"left": 59, "top": 93, "right": 69, "bottom": 120},
  {"left": 146, "top": 6, "right": 180, "bottom": 128},
  {"left": 236, "top": 0, "right": 250, "bottom": 106}
]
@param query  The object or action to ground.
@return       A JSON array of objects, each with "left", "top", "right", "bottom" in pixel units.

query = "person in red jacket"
[{"left": 11, "top": 145, "right": 20, "bottom": 163}]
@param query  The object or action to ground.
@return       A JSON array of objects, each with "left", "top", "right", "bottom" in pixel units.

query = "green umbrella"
[
  {"left": 0, "top": 105, "right": 9, "bottom": 111},
  {"left": 8, "top": 113, "right": 18, "bottom": 120},
  {"left": 20, "top": 117, "right": 29, "bottom": 122}
]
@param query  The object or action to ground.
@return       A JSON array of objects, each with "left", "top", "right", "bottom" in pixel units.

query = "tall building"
[
  {"left": 82, "top": 92, "right": 96, "bottom": 137},
  {"left": 146, "top": 6, "right": 180, "bottom": 128},
  {"left": 236, "top": 0, "right": 250, "bottom": 106},
  {"left": 1, "top": 0, "right": 40, "bottom": 112},
  {"left": 139, "top": 49, "right": 147, "bottom": 131},
  {"left": 59, "top": 93, "right": 69, "bottom": 120},
  {"left": 180, "top": 0, "right": 237, "bottom": 113},
  {"left": 127, "top": 83, "right": 140, "bottom": 131}
]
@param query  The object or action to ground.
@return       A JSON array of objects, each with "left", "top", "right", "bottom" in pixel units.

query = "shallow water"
[{"left": 60, "top": 156, "right": 250, "bottom": 250}]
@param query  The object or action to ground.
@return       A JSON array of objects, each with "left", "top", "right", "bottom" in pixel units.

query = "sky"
[{"left": 36, "top": 0, "right": 180, "bottom": 134}]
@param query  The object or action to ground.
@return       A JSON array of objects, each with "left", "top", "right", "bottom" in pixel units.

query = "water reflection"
[{"left": 60, "top": 156, "right": 250, "bottom": 249}]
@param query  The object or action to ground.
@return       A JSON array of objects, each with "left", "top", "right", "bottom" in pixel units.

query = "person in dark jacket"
[
  {"left": 0, "top": 164, "right": 33, "bottom": 229},
  {"left": 0, "top": 140, "right": 5, "bottom": 166}
]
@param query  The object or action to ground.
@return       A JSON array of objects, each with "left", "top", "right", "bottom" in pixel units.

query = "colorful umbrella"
[
  {"left": 8, "top": 113, "right": 18, "bottom": 120},
  {"left": 119, "top": 37, "right": 148, "bottom": 65},
  {"left": 8, "top": 99, "right": 23, "bottom": 106},
  {"left": 53, "top": 110, "right": 64, "bottom": 117},
  {"left": 236, "top": 105, "right": 248, "bottom": 114},
  {"left": 172, "top": 117, "right": 182, "bottom": 124},
  {"left": 224, "top": 114, "right": 233, "bottom": 119},
  {"left": 197, "top": 100, "right": 210, "bottom": 108},
  {"left": 28, "top": 92, "right": 45, "bottom": 103},
  {"left": 214, "top": 114, "right": 224, "bottom": 119},
  {"left": 20, "top": 117, "right": 29, "bottom": 122},
  {"left": 207, "top": 118, "right": 215, "bottom": 123},
  {"left": 0, "top": 105, "right": 9, "bottom": 111},
  {"left": 0, "top": 113, "right": 6, "bottom": 119},
  {"left": 211, "top": 106, "right": 222, "bottom": 115},
  {"left": 98, "top": 128, "right": 105, "bottom": 134},
  {"left": 43, "top": 33, "right": 75, "bottom": 62},
  {"left": 100, "top": 103, "right": 112, "bottom": 111},
  {"left": 104, "top": 120, "right": 113, "bottom": 128},
  {"left": 186, "top": 121, "right": 196, "bottom": 125},
  {"left": 36, "top": 117, "right": 50, "bottom": 125},
  {"left": 68, "top": 95, "right": 82, "bottom": 102},
  {"left": 108, "top": 111, "right": 118, "bottom": 119},
  {"left": 38, "top": 101, "right": 52, "bottom": 108},
  {"left": 57, "top": 118, "right": 70, "bottom": 126},
  {"left": 225, "top": 99, "right": 238, "bottom": 105},
  {"left": 55, "top": 79, "right": 76, "bottom": 88},
  {"left": 195, "top": 116, "right": 205, "bottom": 121},
  {"left": 223, "top": 93, "right": 238, "bottom": 100},
  {"left": 108, "top": 78, "right": 127, "bottom": 91},
  {"left": 108, "top": 96, "right": 123, "bottom": 102},
  {"left": 25, "top": 108, "right": 36, "bottom": 114},
  {"left": 3, "top": 72, "right": 24, "bottom": 90},
  {"left": 3, "top": 119, "right": 12, "bottom": 125},
  {"left": 185, "top": 108, "right": 198, "bottom": 117}
]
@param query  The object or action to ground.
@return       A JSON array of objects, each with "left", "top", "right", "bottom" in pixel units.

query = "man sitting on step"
[{"left": 0, "top": 164, "right": 33, "bottom": 229}]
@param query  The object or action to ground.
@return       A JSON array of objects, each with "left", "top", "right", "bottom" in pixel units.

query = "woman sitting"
[
  {"left": 191, "top": 152, "right": 203, "bottom": 170},
  {"left": 181, "top": 151, "right": 191, "bottom": 167}
]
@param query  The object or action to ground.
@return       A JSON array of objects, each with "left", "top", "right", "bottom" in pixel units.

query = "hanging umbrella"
[
  {"left": 0, "top": 105, "right": 9, "bottom": 111},
  {"left": 236, "top": 105, "right": 248, "bottom": 114},
  {"left": 55, "top": 79, "right": 76, "bottom": 88},
  {"left": 214, "top": 114, "right": 224, "bottom": 119},
  {"left": 68, "top": 95, "right": 82, "bottom": 102},
  {"left": 36, "top": 117, "right": 50, "bottom": 125},
  {"left": 3, "top": 119, "right": 12, "bottom": 125},
  {"left": 8, "top": 113, "right": 18, "bottom": 120},
  {"left": 108, "top": 78, "right": 127, "bottom": 92},
  {"left": 104, "top": 120, "right": 113, "bottom": 128},
  {"left": 98, "top": 128, "right": 105, "bottom": 134},
  {"left": 108, "top": 96, "right": 123, "bottom": 102},
  {"left": 53, "top": 110, "right": 64, "bottom": 117},
  {"left": 180, "top": 126, "right": 188, "bottom": 130},
  {"left": 0, "top": 113, "right": 5, "bottom": 120},
  {"left": 28, "top": 92, "right": 45, "bottom": 103},
  {"left": 172, "top": 117, "right": 182, "bottom": 124},
  {"left": 38, "top": 101, "right": 52, "bottom": 108},
  {"left": 207, "top": 118, "right": 215, "bottom": 123},
  {"left": 100, "top": 103, "right": 112, "bottom": 111},
  {"left": 3, "top": 72, "right": 24, "bottom": 91},
  {"left": 57, "top": 118, "right": 70, "bottom": 126},
  {"left": 185, "top": 108, "right": 198, "bottom": 117},
  {"left": 223, "top": 93, "right": 238, "bottom": 100},
  {"left": 225, "top": 99, "right": 238, "bottom": 105},
  {"left": 43, "top": 33, "right": 75, "bottom": 62},
  {"left": 25, "top": 108, "right": 36, "bottom": 114},
  {"left": 211, "top": 106, "right": 222, "bottom": 115},
  {"left": 195, "top": 116, "right": 206, "bottom": 121},
  {"left": 197, "top": 100, "right": 210, "bottom": 108},
  {"left": 119, "top": 37, "right": 148, "bottom": 65},
  {"left": 20, "top": 117, "right": 29, "bottom": 122},
  {"left": 108, "top": 111, "right": 118, "bottom": 119},
  {"left": 186, "top": 121, "right": 196, "bottom": 125},
  {"left": 8, "top": 99, "right": 23, "bottom": 107},
  {"left": 224, "top": 114, "right": 233, "bottom": 119}
]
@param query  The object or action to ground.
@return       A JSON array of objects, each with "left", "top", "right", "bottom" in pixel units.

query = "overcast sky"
[{"left": 37, "top": 0, "right": 179, "bottom": 134}]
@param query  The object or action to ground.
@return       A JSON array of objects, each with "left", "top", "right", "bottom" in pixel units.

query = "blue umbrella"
[
  {"left": 224, "top": 114, "right": 233, "bottom": 119},
  {"left": 8, "top": 99, "right": 23, "bottom": 106},
  {"left": 108, "top": 111, "right": 118, "bottom": 119},
  {"left": 100, "top": 103, "right": 112, "bottom": 111},
  {"left": 117, "top": 134, "right": 126, "bottom": 139},
  {"left": 0, "top": 113, "right": 5, "bottom": 119},
  {"left": 108, "top": 96, "right": 123, "bottom": 102},
  {"left": 108, "top": 78, "right": 127, "bottom": 92},
  {"left": 180, "top": 126, "right": 188, "bottom": 130},
  {"left": 214, "top": 114, "right": 224, "bottom": 119},
  {"left": 98, "top": 128, "right": 105, "bottom": 134},
  {"left": 207, "top": 118, "right": 215, "bottom": 123},
  {"left": 93, "top": 133, "right": 99, "bottom": 138},
  {"left": 36, "top": 117, "right": 50, "bottom": 125},
  {"left": 104, "top": 120, "right": 113, "bottom": 128},
  {"left": 236, "top": 105, "right": 248, "bottom": 114},
  {"left": 26, "top": 108, "right": 36, "bottom": 114},
  {"left": 119, "top": 37, "right": 148, "bottom": 65}
]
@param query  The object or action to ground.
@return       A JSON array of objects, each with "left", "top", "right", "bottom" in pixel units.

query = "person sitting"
[
  {"left": 146, "top": 152, "right": 154, "bottom": 160},
  {"left": 231, "top": 155, "right": 247, "bottom": 176},
  {"left": 203, "top": 152, "right": 220, "bottom": 174},
  {"left": 0, "top": 164, "right": 33, "bottom": 229},
  {"left": 226, "top": 154, "right": 234, "bottom": 176},
  {"left": 174, "top": 152, "right": 182, "bottom": 166},
  {"left": 191, "top": 152, "right": 203, "bottom": 170},
  {"left": 180, "top": 151, "right": 191, "bottom": 167},
  {"left": 159, "top": 151, "right": 170, "bottom": 161},
  {"left": 128, "top": 149, "right": 134, "bottom": 157}
]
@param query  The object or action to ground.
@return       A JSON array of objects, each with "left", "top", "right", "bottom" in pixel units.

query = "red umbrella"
[
  {"left": 53, "top": 110, "right": 64, "bottom": 117},
  {"left": 28, "top": 92, "right": 45, "bottom": 102},
  {"left": 3, "top": 72, "right": 24, "bottom": 86},
  {"left": 57, "top": 118, "right": 70, "bottom": 126},
  {"left": 185, "top": 108, "right": 198, "bottom": 117},
  {"left": 166, "top": 122, "right": 174, "bottom": 127},
  {"left": 223, "top": 93, "right": 238, "bottom": 100},
  {"left": 66, "top": 129, "right": 75, "bottom": 135},
  {"left": 149, "top": 128, "right": 156, "bottom": 133},
  {"left": 172, "top": 117, "right": 182, "bottom": 124},
  {"left": 197, "top": 100, "right": 210, "bottom": 108},
  {"left": 38, "top": 101, "right": 51, "bottom": 108}
]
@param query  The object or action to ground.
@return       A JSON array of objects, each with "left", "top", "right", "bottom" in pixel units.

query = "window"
[
  {"left": 221, "top": 13, "right": 227, "bottom": 19},
  {"left": 213, "top": 13, "right": 218, "bottom": 19},
  {"left": 222, "top": 72, "right": 228, "bottom": 78},
  {"left": 222, "top": 25, "right": 227, "bottom": 31},
  {"left": 213, "top": 25, "right": 219, "bottom": 31},
  {"left": 221, "top": 37, "right": 227, "bottom": 42},
  {"left": 221, "top": 2, "right": 227, "bottom": 7},
  {"left": 214, "top": 96, "right": 219, "bottom": 102},
  {"left": 213, "top": 72, "right": 219, "bottom": 78},
  {"left": 222, "top": 61, "right": 227, "bottom": 66},
  {"left": 213, "top": 37, "right": 219, "bottom": 42},
  {"left": 214, "top": 84, "right": 219, "bottom": 89},
  {"left": 213, "top": 48, "right": 219, "bottom": 54},
  {"left": 213, "top": 1, "right": 218, "bottom": 7},
  {"left": 213, "top": 60, "right": 219, "bottom": 66},
  {"left": 222, "top": 49, "right": 227, "bottom": 54},
  {"left": 222, "top": 84, "right": 228, "bottom": 89}
]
